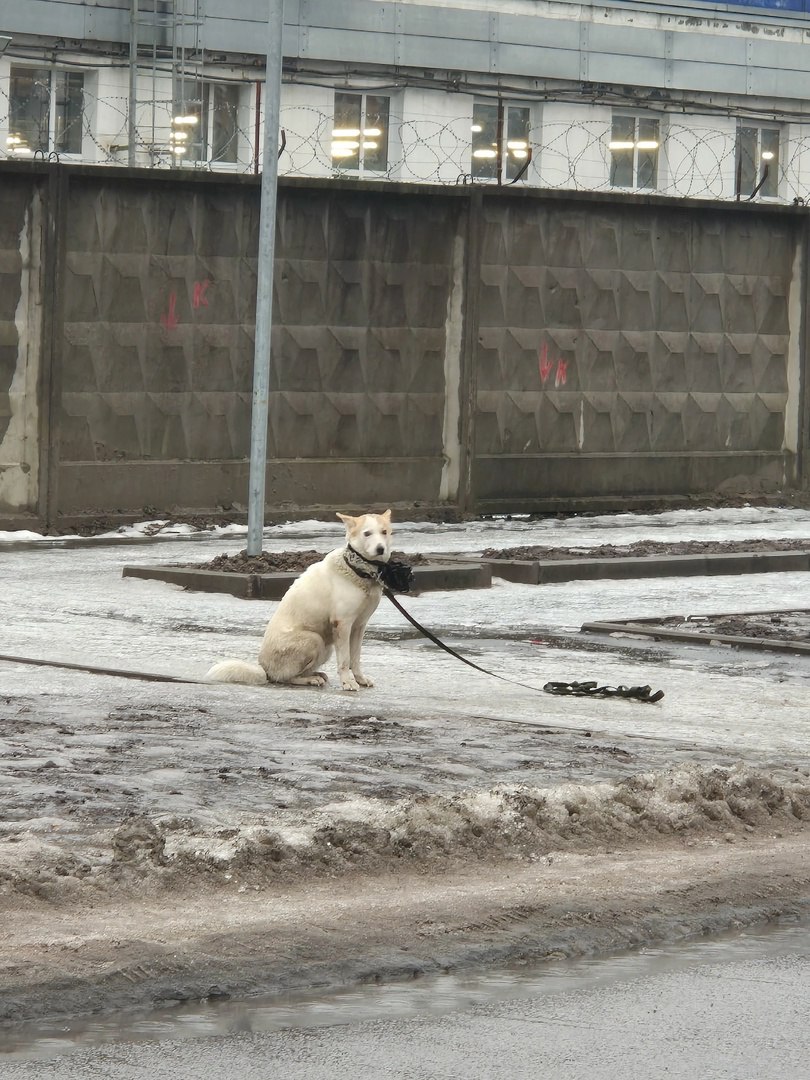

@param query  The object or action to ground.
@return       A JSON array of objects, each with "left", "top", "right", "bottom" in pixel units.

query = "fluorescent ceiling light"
[
  {"left": 636, "top": 140, "right": 659, "bottom": 150},
  {"left": 471, "top": 124, "right": 483, "bottom": 133},
  {"left": 506, "top": 140, "right": 528, "bottom": 150},
  {"left": 608, "top": 140, "right": 635, "bottom": 151},
  {"left": 472, "top": 148, "right": 498, "bottom": 159},
  {"left": 332, "top": 127, "right": 361, "bottom": 138},
  {"left": 761, "top": 150, "right": 775, "bottom": 161},
  {"left": 363, "top": 127, "right": 382, "bottom": 137},
  {"left": 173, "top": 115, "right": 199, "bottom": 126}
]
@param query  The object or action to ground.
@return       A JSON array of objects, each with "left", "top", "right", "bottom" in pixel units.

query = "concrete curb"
[
  {"left": 481, "top": 549, "right": 810, "bottom": 584},
  {"left": 582, "top": 609, "right": 810, "bottom": 655},
  {"left": 122, "top": 560, "right": 492, "bottom": 599}
]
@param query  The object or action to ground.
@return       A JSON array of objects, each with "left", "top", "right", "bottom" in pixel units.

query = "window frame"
[
  {"left": 609, "top": 112, "right": 662, "bottom": 191},
  {"left": 330, "top": 90, "right": 391, "bottom": 175},
  {"left": 7, "top": 64, "right": 86, "bottom": 158},
  {"left": 470, "top": 99, "right": 532, "bottom": 183},
  {"left": 735, "top": 123, "right": 780, "bottom": 200},
  {"left": 172, "top": 79, "right": 243, "bottom": 167}
]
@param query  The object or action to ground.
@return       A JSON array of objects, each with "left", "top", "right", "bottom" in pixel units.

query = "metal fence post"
[{"left": 246, "top": 0, "right": 285, "bottom": 555}]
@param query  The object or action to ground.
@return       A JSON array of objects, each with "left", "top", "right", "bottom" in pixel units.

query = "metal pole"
[
  {"left": 128, "top": 0, "right": 138, "bottom": 165},
  {"left": 246, "top": 0, "right": 284, "bottom": 555}
]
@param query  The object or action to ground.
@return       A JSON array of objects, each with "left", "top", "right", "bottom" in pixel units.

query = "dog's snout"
[{"left": 375, "top": 543, "right": 385, "bottom": 556}]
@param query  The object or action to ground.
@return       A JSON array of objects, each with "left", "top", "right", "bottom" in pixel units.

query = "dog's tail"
[{"left": 205, "top": 659, "right": 268, "bottom": 685}]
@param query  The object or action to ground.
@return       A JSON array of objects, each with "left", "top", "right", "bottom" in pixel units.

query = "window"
[
  {"left": 736, "top": 125, "right": 779, "bottom": 199},
  {"left": 210, "top": 84, "right": 240, "bottom": 163},
  {"left": 172, "top": 80, "right": 241, "bottom": 165},
  {"left": 331, "top": 91, "right": 390, "bottom": 173},
  {"left": 8, "top": 66, "right": 84, "bottom": 156},
  {"left": 609, "top": 114, "right": 660, "bottom": 190},
  {"left": 471, "top": 101, "right": 531, "bottom": 181}
]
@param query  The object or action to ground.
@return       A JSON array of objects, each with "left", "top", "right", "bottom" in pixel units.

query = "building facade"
[{"left": 1, "top": 1, "right": 810, "bottom": 201}]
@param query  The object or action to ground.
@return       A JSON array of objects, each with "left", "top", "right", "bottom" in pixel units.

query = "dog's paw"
[
  {"left": 340, "top": 675, "right": 360, "bottom": 692},
  {"left": 354, "top": 673, "right": 374, "bottom": 688},
  {"left": 290, "top": 673, "right": 327, "bottom": 687}
]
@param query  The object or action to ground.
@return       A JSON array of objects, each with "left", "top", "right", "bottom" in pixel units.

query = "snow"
[
  {"left": 5, "top": 504, "right": 810, "bottom": 550},
  {"left": 1, "top": 506, "right": 810, "bottom": 899}
]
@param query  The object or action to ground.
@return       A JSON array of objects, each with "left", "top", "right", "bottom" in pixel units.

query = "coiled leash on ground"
[
  {"left": 381, "top": 562, "right": 664, "bottom": 706},
  {"left": 542, "top": 680, "right": 664, "bottom": 704}
]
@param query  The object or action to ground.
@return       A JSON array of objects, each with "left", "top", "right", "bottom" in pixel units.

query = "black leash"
[
  {"left": 383, "top": 585, "right": 664, "bottom": 705},
  {"left": 0, "top": 652, "right": 199, "bottom": 685},
  {"left": 384, "top": 588, "right": 551, "bottom": 694}
]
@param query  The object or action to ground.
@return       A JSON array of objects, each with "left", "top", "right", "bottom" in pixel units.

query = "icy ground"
[
  {"left": 1, "top": 505, "right": 810, "bottom": 873},
  {"left": 2, "top": 506, "right": 810, "bottom": 1023}
]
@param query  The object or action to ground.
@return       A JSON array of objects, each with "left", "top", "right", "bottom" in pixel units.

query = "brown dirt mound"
[
  {"left": 191, "top": 550, "right": 426, "bottom": 573},
  {"left": 482, "top": 538, "right": 810, "bottom": 561},
  {"left": 660, "top": 610, "right": 810, "bottom": 644}
]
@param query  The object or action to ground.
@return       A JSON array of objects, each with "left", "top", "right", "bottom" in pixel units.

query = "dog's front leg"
[
  {"left": 333, "top": 619, "right": 360, "bottom": 691},
  {"left": 350, "top": 620, "right": 373, "bottom": 687}
]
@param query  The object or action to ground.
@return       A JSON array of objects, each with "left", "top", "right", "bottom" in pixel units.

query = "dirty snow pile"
[{"left": 1, "top": 764, "right": 807, "bottom": 903}]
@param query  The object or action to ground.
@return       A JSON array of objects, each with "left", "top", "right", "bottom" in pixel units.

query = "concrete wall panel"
[
  {"left": 471, "top": 195, "right": 799, "bottom": 510},
  {"left": 0, "top": 164, "right": 806, "bottom": 525},
  {"left": 54, "top": 174, "right": 463, "bottom": 518},
  {"left": 0, "top": 175, "right": 45, "bottom": 520}
]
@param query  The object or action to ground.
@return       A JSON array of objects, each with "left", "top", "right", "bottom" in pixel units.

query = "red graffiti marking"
[
  {"left": 538, "top": 342, "right": 568, "bottom": 387},
  {"left": 160, "top": 291, "right": 179, "bottom": 330},
  {"left": 193, "top": 278, "right": 211, "bottom": 309},
  {"left": 160, "top": 280, "right": 212, "bottom": 330},
  {"left": 538, "top": 342, "right": 553, "bottom": 384}
]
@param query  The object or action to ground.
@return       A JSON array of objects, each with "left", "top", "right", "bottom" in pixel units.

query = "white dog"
[{"left": 206, "top": 510, "right": 392, "bottom": 691}]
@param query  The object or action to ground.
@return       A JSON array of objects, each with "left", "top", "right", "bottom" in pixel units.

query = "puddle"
[{"left": 3, "top": 917, "right": 809, "bottom": 1062}]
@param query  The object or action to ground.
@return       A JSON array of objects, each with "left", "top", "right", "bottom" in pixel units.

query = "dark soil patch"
[
  {"left": 201, "top": 549, "right": 326, "bottom": 574},
  {"left": 189, "top": 550, "right": 428, "bottom": 574},
  {"left": 662, "top": 610, "right": 810, "bottom": 644},
  {"left": 482, "top": 538, "right": 810, "bottom": 561}
]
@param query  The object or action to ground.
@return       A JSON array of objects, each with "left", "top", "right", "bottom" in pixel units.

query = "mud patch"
[
  {"left": 188, "top": 550, "right": 429, "bottom": 574},
  {"left": 583, "top": 609, "right": 810, "bottom": 651},
  {"left": 483, "top": 538, "right": 810, "bottom": 561},
  {"left": 667, "top": 610, "right": 810, "bottom": 644},
  {"left": 317, "top": 715, "right": 414, "bottom": 742}
]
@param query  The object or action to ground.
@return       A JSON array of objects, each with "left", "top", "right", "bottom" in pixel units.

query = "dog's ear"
[
  {"left": 381, "top": 508, "right": 392, "bottom": 522},
  {"left": 336, "top": 512, "right": 356, "bottom": 528}
]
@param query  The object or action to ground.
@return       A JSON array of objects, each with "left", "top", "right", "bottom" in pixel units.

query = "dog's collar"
[{"left": 343, "top": 544, "right": 384, "bottom": 582}]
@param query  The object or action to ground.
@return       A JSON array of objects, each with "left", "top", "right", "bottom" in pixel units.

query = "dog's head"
[{"left": 337, "top": 509, "right": 393, "bottom": 564}]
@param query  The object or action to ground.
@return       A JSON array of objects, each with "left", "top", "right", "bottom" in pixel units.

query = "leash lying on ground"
[
  {"left": 382, "top": 581, "right": 665, "bottom": 705},
  {"left": 543, "top": 680, "right": 664, "bottom": 704},
  {"left": 0, "top": 652, "right": 199, "bottom": 685}
]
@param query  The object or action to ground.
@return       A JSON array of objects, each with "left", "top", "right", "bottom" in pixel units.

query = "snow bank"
[
  {"left": 2, "top": 764, "right": 807, "bottom": 903},
  {"left": 5, "top": 505, "right": 810, "bottom": 550}
]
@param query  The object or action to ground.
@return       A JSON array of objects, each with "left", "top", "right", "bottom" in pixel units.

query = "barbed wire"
[{"left": 0, "top": 79, "right": 807, "bottom": 204}]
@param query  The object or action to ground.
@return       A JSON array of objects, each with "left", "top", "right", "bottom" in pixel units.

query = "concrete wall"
[
  {"left": 0, "top": 160, "right": 807, "bottom": 528},
  {"left": 0, "top": 174, "right": 47, "bottom": 521},
  {"left": 471, "top": 192, "right": 803, "bottom": 510}
]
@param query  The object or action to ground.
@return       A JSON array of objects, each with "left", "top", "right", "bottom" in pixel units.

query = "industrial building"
[{"left": 1, "top": 1, "right": 809, "bottom": 200}]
